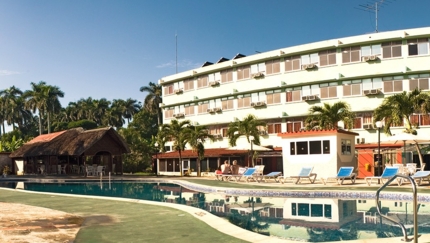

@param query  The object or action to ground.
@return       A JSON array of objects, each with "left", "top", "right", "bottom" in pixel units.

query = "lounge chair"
[
  {"left": 321, "top": 167, "right": 356, "bottom": 185},
  {"left": 228, "top": 167, "right": 248, "bottom": 182},
  {"left": 365, "top": 167, "right": 401, "bottom": 186},
  {"left": 253, "top": 165, "right": 265, "bottom": 181},
  {"left": 411, "top": 171, "right": 430, "bottom": 185},
  {"left": 279, "top": 167, "right": 317, "bottom": 184},
  {"left": 228, "top": 168, "right": 258, "bottom": 182},
  {"left": 261, "top": 171, "right": 282, "bottom": 182}
]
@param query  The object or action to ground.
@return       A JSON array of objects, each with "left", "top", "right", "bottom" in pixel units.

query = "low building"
[{"left": 10, "top": 127, "right": 130, "bottom": 175}]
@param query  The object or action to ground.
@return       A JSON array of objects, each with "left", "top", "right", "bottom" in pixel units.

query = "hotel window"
[
  {"left": 265, "top": 59, "right": 280, "bottom": 75},
  {"left": 222, "top": 127, "right": 228, "bottom": 137},
  {"left": 353, "top": 117, "right": 362, "bottom": 129},
  {"left": 208, "top": 72, "right": 220, "bottom": 84},
  {"left": 197, "top": 101, "right": 209, "bottom": 114},
  {"left": 183, "top": 78, "right": 194, "bottom": 91},
  {"left": 221, "top": 96, "right": 234, "bottom": 110},
  {"left": 361, "top": 44, "right": 381, "bottom": 58},
  {"left": 221, "top": 69, "right": 233, "bottom": 83},
  {"left": 408, "top": 38, "right": 429, "bottom": 56},
  {"left": 197, "top": 76, "right": 208, "bottom": 88},
  {"left": 311, "top": 204, "right": 323, "bottom": 217},
  {"left": 342, "top": 46, "right": 360, "bottom": 63},
  {"left": 341, "top": 139, "right": 351, "bottom": 155},
  {"left": 309, "top": 140, "right": 322, "bottom": 154},
  {"left": 296, "top": 141, "right": 308, "bottom": 155},
  {"left": 286, "top": 87, "right": 302, "bottom": 102},
  {"left": 164, "top": 84, "right": 174, "bottom": 95},
  {"left": 409, "top": 74, "right": 430, "bottom": 91},
  {"left": 286, "top": 120, "right": 302, "bottom": 132},
  {"left": 319, "top": 49, "right": 336, "bottom": 66},
  {"left": 267, "top": 123, "right": 281, "bottom": 134},
  {"left": 164, "top": 108, "right": 174, "bottom": 118},
  {"left": 251, "top": 63, "right": 266, "bottom": 76},
  {"left": 301, "top": 53, "right": 319, "bottom": 67},
  {"left": 342, "top": 80, "right": 362, "bottom": 97},
  {"left": 382, "top": 41, "right": 402, "bottom": 58},
  {"left": 266, "top": 89, "right": 281, "bottom": 104},
  {"left": 320, "top": 82, "right": 337, "bottom": 99},
  {"left": 184, "top": 104, "right": 194, "bottom": 115},
  {"left": 284, "top": 55, "right": 301, "bottom": 72},
  {"left": 237, "top": 65, "right": 250, "bottom": 80},
  {"left": 410, "top": 113, "right": 430, "bottom": 126},
  {"left": 383, "top": 76, "right": 403, "bottom": 93},
  {"left": 237, "top": 94, "right": 251, "bottom": 108},
  {"left": 362, "top": 112, "right": 373, "bottom": 126}
]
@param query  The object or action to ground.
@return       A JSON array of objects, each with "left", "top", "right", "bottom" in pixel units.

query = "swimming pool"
[{"left": 1, "top": 180, "right": 429, "bottom": 242}]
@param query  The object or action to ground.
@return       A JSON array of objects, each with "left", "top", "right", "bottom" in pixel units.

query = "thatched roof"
[{"left": 10, "top": 127, "right": 130, "bottom": 158}]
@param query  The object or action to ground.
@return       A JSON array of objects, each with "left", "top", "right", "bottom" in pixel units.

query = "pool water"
[{"left": 1, "top": 181, "right": 429, "bottom": 242}]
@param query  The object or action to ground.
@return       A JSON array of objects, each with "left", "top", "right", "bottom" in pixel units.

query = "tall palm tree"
[
  {"left": 140, "top": 82, "right": 163, "bottom": 127},
  {"left": 23, "top": 81, "right": 48, "bottom": 135},
  {"left": 373, "top": 89, "right": 430, "bottom": 165},
  {"left": 0, "top": 86, "right": 24, "bottom": 131},
  {"left": 122, "top": 98, "right": 141, "bottom": 123},
  {"left": 93, "top": 98, "right": 111, "bottom": 126},
  {"left": 227, "top": 114, "right": 266, "bottom": 146},
  {"left": 305, "top": 101, "right": 355, "bottom": 130},
  {"left": 44, "top": 84, "right": 65, "bottom": 133},
  {"left": 187, "top": 125, "right": 215, "bottom": 177},
  {"left": 158, "top": 119, "right": 192, "bottom": 176},
  {"left": 227, "top": 114, "right": 266, "bottom": 167}
]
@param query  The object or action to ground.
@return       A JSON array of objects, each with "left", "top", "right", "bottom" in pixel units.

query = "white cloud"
[
  {"left": 156, "top": 59, "right": 201, "bottom": 69},
  {"left": 0, "top": 70, "right": 20, "bottom": 76}
]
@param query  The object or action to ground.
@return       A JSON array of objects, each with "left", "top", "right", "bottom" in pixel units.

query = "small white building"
[{"left": 278, "top": 129, "right": 358, "bottom": 179}]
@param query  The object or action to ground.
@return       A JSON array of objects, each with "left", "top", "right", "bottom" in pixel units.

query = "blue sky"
[{"left": 0, "top": 0, "right": 428, "bottom": 107}]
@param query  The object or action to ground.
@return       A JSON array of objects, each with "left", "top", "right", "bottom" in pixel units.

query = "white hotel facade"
[{"left": 157, "top": 27, "right": 430, "bottom": 175}]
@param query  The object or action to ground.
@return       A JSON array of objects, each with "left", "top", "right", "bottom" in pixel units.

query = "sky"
[{"left": 0, "top": 0, "right": 429, "bottom": 108}]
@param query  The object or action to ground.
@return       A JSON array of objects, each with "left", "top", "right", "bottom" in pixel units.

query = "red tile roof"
[
  {"left": 26, "top": 131, "right": 67, "bottom": 144},
  {"left": 278, "top": 129, "right": 359, "bottom": 138},
  {"left": 155, "top": 148, "right": 250, "bottom": 159}
]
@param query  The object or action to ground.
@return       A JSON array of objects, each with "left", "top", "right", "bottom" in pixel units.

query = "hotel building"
[{"left": 157, "top": 27, "right": 430, "bottom": 176}]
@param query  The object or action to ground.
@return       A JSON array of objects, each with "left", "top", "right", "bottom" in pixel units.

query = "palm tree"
[
  {"left": 227, "top": 114, "right": 266, "bottom": 147},
  {"left": 140, "top": 82, "right": 163, "bottom": 127},
  {"left": 44, "top": 84, "right": 65, "bottom": 133},
  {"left": 158, "top": 119, "right": 192, "bottom": 176},
  {"left": 122, "top": 98, "right": 141, "bottom": 123},
  {"left": 373, "top": 89, "right": 430, "bottom": 165},
  {"left": 305, "top": 101, "right": 355, "bottom": 130},
  {"left": 0, "top": 86, "right": 24, "bottom": 131},
  {"left": 187, "top": 125, "right": 215, "bottom": 177},
  {"left": 23, "top": 81, "right": 48, "bottom": 135},
  {"left": 227, "top": 114, "right": 266, "bottom": 167}
]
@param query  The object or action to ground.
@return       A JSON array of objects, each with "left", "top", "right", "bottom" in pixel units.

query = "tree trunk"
[
  {"left": 38, "top": 110, "right": 42, "bottom": 135},
  {"left": 415, "top": 143, "right": 424, "bottom": 169},
  {"left": 197, "top": 158, "right": 201, "bottom": 177},
  {"left": 47, "top": 112, "right": 51, "bottom": 134},
  {"left": 178, "top": 150, "right": 183, "bottom": 177}
]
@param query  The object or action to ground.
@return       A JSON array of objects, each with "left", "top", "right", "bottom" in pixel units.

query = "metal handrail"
[{"left": 375, "top": 174, "right": 420, "bottom": 242}]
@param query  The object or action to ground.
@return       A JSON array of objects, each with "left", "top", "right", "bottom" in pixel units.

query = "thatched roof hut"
[{"left": 10, "top": 127, "right": 130, "bottom": 175}]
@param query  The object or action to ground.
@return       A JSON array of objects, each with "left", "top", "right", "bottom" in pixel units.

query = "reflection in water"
[{"left": 1, "top": 181, "right": 430, "bottom": 242}]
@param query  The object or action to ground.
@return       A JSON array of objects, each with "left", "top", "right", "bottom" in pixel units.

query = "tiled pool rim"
[{"left": 2, "top": 177, "right": 430, "bottom": 203}]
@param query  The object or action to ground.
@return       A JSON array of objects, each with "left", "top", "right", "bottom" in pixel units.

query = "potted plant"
[{"left": 2, "top": 165, "right": 10, "bottom": 178}]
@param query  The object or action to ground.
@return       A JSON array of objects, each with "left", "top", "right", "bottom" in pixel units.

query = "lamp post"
[
  {"left": 375, "top": 121, "right": 383, "bottom": 178},
  {"left": 154, "top": 142, "right": 159, "bottom": 177},
  {"left": 249, "top": 135, "right": 254, "bottom": 167}
]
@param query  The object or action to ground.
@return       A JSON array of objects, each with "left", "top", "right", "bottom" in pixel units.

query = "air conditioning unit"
[
  {"left": 173, "top": 113, "right": 185, "bottom": 118},
  {"left": 209, "top": 81, "right": 220, "bottom": 86},
  {"left": 212, "top": 107, "right": 222, "bottom": 112},
  {"left": 255, "top": 101, "right": 266, "bottom": 107},
  {"left": 250, "top": 102, "right": 256, "bottom": 107},
  {"left": 307, "top": 95, "right": 317, "bottom": 101},
  {"left": 213, "top": 134, "right": 223, "bottom": 139},
  {"left": 364, "top": 89, "right": 380, "bottom": 95},
  {"left": 259, "top": 130, "right": 268, "bottom": 135},
  {"left": 303, "top": 64, "right": 316, "bottom": 70},
  {"left": 174, "top": 89, "right": 183, "bottom": 94},
  {"left": 363, "top": 55, "right": 378, "bottom": 62},
  {"left": 207, "top": 108, "right": 214, "bottom": 113},
  {"left": 363, "top": 124, "right": 373, "bottom": 129},
  {"left": 251, "top": 72, "right": 264, "bottom": 78},
  {"left": 302, "top": 96, "right": 308, "bottom": 101}
]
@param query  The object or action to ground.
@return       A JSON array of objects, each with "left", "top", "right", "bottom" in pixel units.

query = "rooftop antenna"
[{"left": 355, "top": 0, "right": 395, "bottom": 33}]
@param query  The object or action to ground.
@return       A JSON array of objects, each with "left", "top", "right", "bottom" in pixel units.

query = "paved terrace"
[{"left": 1, "top": 174, "right": 430, "bottom": 243}]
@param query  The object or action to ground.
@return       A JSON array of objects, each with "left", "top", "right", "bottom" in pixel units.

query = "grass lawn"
[{"left": 0, "top": 189, "right": 248, "bottom": 243}]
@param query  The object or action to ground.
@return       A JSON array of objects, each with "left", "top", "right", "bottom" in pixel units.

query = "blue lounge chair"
[
  {"left": 322, "top": 167, "right": 356, "bottom": 185},
  {"left": 365, "top": 167, "right": 400, "bottom": 186},
  {"left": 279, "top": 167, "right": 317, "bottom": 184},
  {"left": 230, "top": 167, "right": 258, "bottom": 182},
  {"left": 262, "top": 171, "right": 283, "bottom": 182},
  {"left": 411, "top": 171, "right": 430, "bottom": 185}
]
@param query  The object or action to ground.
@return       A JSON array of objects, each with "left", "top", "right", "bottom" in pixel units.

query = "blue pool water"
[{"left": 1, "top": 180, "right": 429, "bottom": 242}]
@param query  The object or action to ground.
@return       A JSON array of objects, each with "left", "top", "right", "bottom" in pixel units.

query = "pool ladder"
[{"left": 376, "top": 174, "right": 420, "bottom": 242}]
